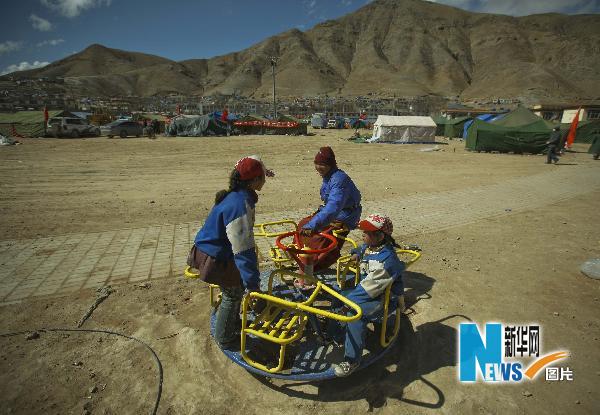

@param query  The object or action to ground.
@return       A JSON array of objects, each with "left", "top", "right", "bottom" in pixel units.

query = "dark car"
[{"left": 100, "top": 120, "right": 143, "bottom": 138}]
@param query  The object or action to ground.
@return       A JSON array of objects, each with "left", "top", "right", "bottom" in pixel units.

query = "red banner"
[
  {"left": 565, "top": 108, "right": 581, "bottom": 148},
  {"left": 233, "top": 121, "right": 299, "bottom": 128}
]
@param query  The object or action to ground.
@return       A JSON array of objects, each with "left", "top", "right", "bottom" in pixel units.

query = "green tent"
[
  {"left": 165, "top": 114, "right": 229, "bottom": 136},
  {"left": 432, "top": 115, "right": 447, "bottom": 136},
  {"left": 560, "top": 120, "right": 600, "bottom": 144},
  {"left": 465, "top": 118, "right": 551, "bottom": 153},
  {"left": 445, "top": 116, "right": 470, "bottom": 138},
  {"left": 0, "top": 110, "right": 66, "bottom": 137},
  {"left": 492, "top": 106, "right": 554, "bottom": 129},
  {"left": 465, "top": 107, "right": 558, "bottom": 153},
  {"left": 587, "top": 131, "right": 600, "bottom": 155},
  {"left": 433, "top": 116, "right": 471, "bottom": 138}
]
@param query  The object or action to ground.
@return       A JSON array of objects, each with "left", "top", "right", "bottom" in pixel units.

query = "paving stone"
[{"left": 0, "top": 165, "right": 598, "bottom": 303}]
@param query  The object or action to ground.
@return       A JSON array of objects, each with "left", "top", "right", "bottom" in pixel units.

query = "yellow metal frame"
[
  {"left": 333, "top": 229, "right": 360, "bottom": 289},
  {"left": 240, "top": 268, "right": 363, "bottom": 373},
  {"left": 379, "top": 249, "right": 421, "bottom": 347},
  {"left": 185, "top": 224, "right": 423, "bottom": 371},
  {"left": 336, "top": 254, "right": 359, "bottom": 289},
  {"left": 253, "top": 220, "right": 298, "bottom": 268},
  {"left": 184, "top": 266, "right": 221, "bottom": 308}
]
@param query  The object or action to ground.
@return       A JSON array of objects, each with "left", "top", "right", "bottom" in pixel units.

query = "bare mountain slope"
[{"left": 5, "top": 0, "right": 599, "bottom": 101}]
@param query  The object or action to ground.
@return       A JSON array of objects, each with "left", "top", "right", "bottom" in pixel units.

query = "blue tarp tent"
[
  {"left": 463, "top": 114, "right": 505, "bottom": 138},
  {"left": 212, "top": 111, "right": 238, "bottom": 121}
]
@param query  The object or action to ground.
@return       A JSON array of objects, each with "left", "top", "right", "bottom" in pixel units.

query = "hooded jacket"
[
  {"left": 193, "top": 189, "right": 260, "bottom": 290},
  {"left": 304, "top": 168, "right": 362, "bottom": 231},
  {"left": 346, "top": 243, "right": 405, "bottom": 304}
]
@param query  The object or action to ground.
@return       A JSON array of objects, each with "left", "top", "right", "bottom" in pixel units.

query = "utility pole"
[{"left": 270, "top": 57, "right": 278, "bottom": 118}]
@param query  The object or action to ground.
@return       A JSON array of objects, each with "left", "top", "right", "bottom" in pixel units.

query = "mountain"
[{"left": 5, "top": 0, "right": 600, "bottom": 101}]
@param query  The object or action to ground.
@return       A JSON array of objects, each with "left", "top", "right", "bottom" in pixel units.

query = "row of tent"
[
  {"left": 434, "top": 107, "right": 600, "bottom": 153},
  {"left": 165, "top": 113, "right": 308, "bottom": 137},
  {"left": 0, "top": 109, "right": 308, "bottom": 138}
]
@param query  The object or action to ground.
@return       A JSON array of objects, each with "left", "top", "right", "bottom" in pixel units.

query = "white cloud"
[
  {"left": 30, "top": 14, "right": 53, "bottom": 31},
  {"left": 37, "top": 38, "right": 65, "bottom": 47},
  {"left": 41, "top": 0, "right": 112, "bottom": 18},
  {"left": 304, "top": 0, "right": 318, "bottom": 15},
  {"left": 428, "top": 0, "right": 600, "bottom": 16},
  {"left": 0, "top": 41, "right": 24, "bottom": 55},
  {"left": 342, "top": 0, "right": 354, "bottom": 6},
  {"left": 1, "top": 61, "right": 50, "bottom": 75}
]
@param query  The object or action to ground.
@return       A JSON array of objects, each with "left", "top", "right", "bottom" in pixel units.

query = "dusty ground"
[
  {"left": 0, "top": 129, "right": 567, "bottom": 241},
  {"left": 0, "top": 129, "right": 598, "bottom": 414}
]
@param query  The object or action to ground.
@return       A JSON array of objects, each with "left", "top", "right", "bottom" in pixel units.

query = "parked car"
[
  {"left": 48, "top": 117, "right": 100, "bottom": 138},
  {"left": 100, "top": 120, "right": 143, "bottom": 138}
]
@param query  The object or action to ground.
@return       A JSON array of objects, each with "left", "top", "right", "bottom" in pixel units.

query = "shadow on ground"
[{"left": 254, "top": 271, "right": 472, "bottom": 410}]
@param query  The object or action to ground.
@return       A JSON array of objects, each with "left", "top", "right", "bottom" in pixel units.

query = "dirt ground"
[{"left": 0, "top": 130, "right": 598, "bottom": 414}]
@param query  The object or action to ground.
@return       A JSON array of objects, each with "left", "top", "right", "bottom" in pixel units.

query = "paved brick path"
[{"left": 1, "top": 165, "right": 598, "bottom": 305}]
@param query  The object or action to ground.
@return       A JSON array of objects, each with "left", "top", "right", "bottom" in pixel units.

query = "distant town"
[
  {"left": 1, "top": 74, "right": 526, "bottom": 119},
  {"left": 1, "top": 74, "right": 599, "bottom": 141}
]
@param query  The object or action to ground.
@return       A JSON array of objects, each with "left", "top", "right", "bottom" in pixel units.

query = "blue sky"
[{"left": 1, "top": 0, "right": 599, "bottom": 75}]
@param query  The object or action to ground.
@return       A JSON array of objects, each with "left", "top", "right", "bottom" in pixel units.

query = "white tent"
[{"left": 369, "top": 115, "right": 437, "bottom": 143}]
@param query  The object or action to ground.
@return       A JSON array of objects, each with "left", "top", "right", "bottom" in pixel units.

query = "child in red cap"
[
  {"left": 188, "top": 156, "right": 272, "bottom": 349},
  {"left": 332, "top": 214, "right": 406, "bottom": 377}
]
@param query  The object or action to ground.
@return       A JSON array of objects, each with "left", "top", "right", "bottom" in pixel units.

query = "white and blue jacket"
[
  {"left": 346, "top": 243, "right": 405, "bottom": 304},
  {"left": 193, "top": 189, "right": 260, "bottom": 290},
  {"left": 305, "top": 168, "right": 362, "bottom": 231}
]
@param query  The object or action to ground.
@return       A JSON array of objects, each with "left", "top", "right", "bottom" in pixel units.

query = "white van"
[{"left": 48, "top": 117, "right": 100, "bottom": 138}]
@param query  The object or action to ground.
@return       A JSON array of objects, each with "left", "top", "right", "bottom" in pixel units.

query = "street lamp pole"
[{"left": 270, "top": 57, "right": 278, "bottom": 118}]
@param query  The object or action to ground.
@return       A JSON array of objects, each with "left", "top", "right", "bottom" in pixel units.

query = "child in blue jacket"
[
  {"left": 188, "top": 155, "right": 272, "bottom": 349},
  {"left": 332, "top": 214, "right": 405, "bottom": 377},
  {"left": 295, "top": 146, "right": 362, "bottom": 287}
]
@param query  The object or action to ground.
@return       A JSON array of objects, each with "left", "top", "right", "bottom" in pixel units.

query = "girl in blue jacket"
[
  {"left": 332, "top": 214, "right": 405, "bottom": 377},
  {"left": 188, "top": 155, "right": 271, "bottom": 349}
]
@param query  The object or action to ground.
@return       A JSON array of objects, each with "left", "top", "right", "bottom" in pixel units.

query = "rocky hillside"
[{"left": 5, "top": 0, "right": 600, "bottom": 101}]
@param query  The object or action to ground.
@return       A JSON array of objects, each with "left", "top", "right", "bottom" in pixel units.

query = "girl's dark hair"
[
  {"left": 214, "top": 169, "right": 253, "bottom": 204},
  {"left": 383, "top": 233, "right": 401, "bottom": 248}
]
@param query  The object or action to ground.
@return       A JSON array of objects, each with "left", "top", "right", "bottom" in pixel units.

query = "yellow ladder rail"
[{"left": 379, "top": 249, "right": 422, "bottom": 347}]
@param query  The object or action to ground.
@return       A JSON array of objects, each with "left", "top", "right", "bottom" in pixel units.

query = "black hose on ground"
[{"left": 0, "top": 327, "right": 163, "bottom": 415}]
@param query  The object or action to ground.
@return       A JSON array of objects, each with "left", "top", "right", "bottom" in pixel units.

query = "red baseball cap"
[
  {"left": 248, "top": 155, "right": 275, "bottom": 177},
  {"left": 358, "top": 214, "right": 394, "bottom": 235},
  {"left": 235, "top": 157, "right": 264, "bottom": 180}
]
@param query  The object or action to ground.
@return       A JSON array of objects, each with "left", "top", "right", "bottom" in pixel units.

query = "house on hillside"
[
  {"left": 531, "top": 103, "right": 600, "bottom": 123},
  {"left": 441, "top": 105, "right": 506, "bottom": 119},
  {"left": 561, "top": 105, "right": 600, "bottom": 123}
]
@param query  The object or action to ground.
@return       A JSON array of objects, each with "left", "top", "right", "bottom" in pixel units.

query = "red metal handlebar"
[{"left": 275, "top": 231, "right": 338, "bottom": 255}]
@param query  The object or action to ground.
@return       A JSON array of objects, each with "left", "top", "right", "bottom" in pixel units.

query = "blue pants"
[
  {"left": 344, "top": 299, "right": 383, "bottom": 363},
  {"left": 214, "top": 286, "right": 243, "bottom": 345},
  {"left": 343, "top": 295, "right": 405, "bottom": 363}
]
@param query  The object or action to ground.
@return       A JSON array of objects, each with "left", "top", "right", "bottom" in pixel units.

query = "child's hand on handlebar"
[{"left": 299, "top": 228, "right": 314, "bottom": 237}]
